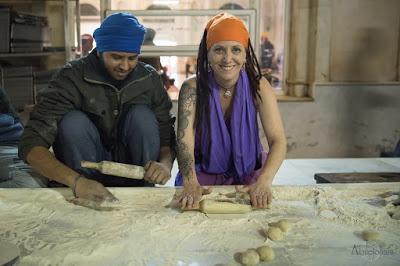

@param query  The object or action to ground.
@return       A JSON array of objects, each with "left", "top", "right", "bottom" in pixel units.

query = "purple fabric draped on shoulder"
[
  {"left": 197, "top": 70, "right": 262, "bottom": 182},
  {"left": 175, "top": 69, "right": 263, "bottom": 186}
]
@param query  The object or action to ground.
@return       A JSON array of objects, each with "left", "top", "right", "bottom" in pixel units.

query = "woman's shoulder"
[
  {"left": 182, "top": 76, "right": 197, "bottom": 88},
  {"left": 258, "top": 76, "right": 270, "bottom": 88}
]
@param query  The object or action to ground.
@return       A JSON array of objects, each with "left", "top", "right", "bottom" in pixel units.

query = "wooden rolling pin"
[
  {"left": 81, "top": 160, "right": 144, "bottom": 179},
  {"left": 199, "top": 199, "right": 252, "bottom": 214}
]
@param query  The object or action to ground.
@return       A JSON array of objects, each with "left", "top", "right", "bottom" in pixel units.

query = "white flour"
[{"left": 0, "top": 184, "right": 399, "bottom": 265}]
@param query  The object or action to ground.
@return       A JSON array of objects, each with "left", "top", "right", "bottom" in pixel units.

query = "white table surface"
[{"left": 1, "top": 184, "right": 399, "bottom": 266}]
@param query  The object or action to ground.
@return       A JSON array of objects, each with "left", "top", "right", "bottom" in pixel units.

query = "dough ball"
[
  {"left": 256, "top": 245, "right": 275, "bottom": 261},
  {"left": 266, "top": 226, "right": 284, "bottom": 241},
  {"left": 275, "top": 219, "right": 291, "bottom": 232},
  {"left": 240, "top": 250, "right": 260, "bottom": 266},
  {"left": 361, "top": 230, "right": 379, "bottom": 241}
]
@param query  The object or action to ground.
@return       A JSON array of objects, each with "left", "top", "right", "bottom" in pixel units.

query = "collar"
[{"left": 82, "top": 49, "right": 151, "bottom": 89}]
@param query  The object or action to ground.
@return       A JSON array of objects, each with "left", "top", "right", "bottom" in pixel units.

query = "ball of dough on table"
[
  {"left": 256, "top": 245, "right": 275, "bottom": 261},
  {"left": 240, "top": 249, "right": 260, "bottom": 265},
  {"left": 266, "top": 226, "right": 284, "bottom": 241},
  {"left": 362, "top": 230, "right": 379, "bottom": 241},
  {"left": 270, "top": 219, "right": 292, "bottom": 232}
]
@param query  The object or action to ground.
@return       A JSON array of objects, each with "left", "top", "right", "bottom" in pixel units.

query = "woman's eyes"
[
  {"left": 213, "top": 47, "right": 242, "bottom": 53},
  {"left": 233, "top": 47, "right": 242, "bottom": 53}
]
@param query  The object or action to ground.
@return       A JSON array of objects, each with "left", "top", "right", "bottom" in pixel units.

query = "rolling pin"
[
  {"left": 199, "top": 199, "right": 252, "bottom": 214},
  {"left": 81, "top": 160, "right": 144, "bottom": 179}
]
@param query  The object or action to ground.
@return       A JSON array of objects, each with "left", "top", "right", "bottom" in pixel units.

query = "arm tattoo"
[{"left": 177, "top": 83, "right": 196, "bottom": 181}]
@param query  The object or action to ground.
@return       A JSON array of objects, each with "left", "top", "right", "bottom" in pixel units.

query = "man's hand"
[
  {"left": 74, "top": 177, "right": 118, "bottom": 203},
  {"left": 143, "top": 161, "right": 171, "bottom": 185}
]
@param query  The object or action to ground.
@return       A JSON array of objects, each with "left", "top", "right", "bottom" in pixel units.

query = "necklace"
[{"left": 220, "top": 85, "right": 235, "bottom": 97}]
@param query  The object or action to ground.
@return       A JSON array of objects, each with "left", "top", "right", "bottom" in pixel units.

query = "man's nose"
[{"left": 119, "top": 59, "right": 129, "bottom": 71}]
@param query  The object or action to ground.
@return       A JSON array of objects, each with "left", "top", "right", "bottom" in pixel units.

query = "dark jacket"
[{"left": 19, "top": 51, "right": 175, "bottom": 161}]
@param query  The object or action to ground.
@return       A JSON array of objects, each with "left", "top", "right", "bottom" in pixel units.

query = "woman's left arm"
[
  {"left": 238, "top": 77, "right": 286, "bottom": 208},
  {"left": 257, "top": 77, "right": 287, "bottom": 184}
]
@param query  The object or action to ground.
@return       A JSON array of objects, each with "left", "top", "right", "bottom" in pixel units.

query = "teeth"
[{"left": 221, "top": 65, "right": 234, "bottom": 71}]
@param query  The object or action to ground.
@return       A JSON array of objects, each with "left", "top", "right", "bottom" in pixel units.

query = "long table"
[{"left": 1, "top": 184, "right": 399, "bottom": 265}]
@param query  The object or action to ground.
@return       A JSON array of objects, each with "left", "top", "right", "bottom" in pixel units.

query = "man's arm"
[
  {"left": 26, "top": 146, "right": 80, "bottom": 187},
  {"left": 143, "top": 71, "right": 177, "bottom": 185},
  {"left": 19, "top": 66, "right": 116, "bottom": 202},
  {"left": 159, "top": 145, "right": 175, "bottom": 171},
  {"left": 27, "top": 146, "right": 116, "bottom": 202}
]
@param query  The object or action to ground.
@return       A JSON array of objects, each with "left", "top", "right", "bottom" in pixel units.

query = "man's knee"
[
  {"left": 124, "top": 105, "right": 158, "bottom": 135},
  {"left": 58, "top": 110, "right": 93, "bottom": 138}
]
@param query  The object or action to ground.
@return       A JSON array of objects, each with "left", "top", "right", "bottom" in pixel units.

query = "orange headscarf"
[{"left": 206, "top": 13, "right": 249, "bottom": 50}]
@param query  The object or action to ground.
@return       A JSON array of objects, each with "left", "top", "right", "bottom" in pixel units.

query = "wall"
[
  {"left": 278, "top": 0, "right": 400, "bottom": 158},
  {"left": 277, "top": 85, "right": 400, "bottom": 158},
  {"left": 172, "top": 84, "right": 400, "bottom": 159},
  {"left": 171, "top": 0, "right": 400, "bottom": 159}
]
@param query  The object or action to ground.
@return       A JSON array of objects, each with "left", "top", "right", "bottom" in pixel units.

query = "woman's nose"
[{"left": 223, "top": 51, "right": 232, "bottom": 62}]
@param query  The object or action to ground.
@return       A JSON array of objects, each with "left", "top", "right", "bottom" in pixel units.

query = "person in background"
[
  {"left": 81, "top": 33, "right": 94, "bottom": 56},
  {"left": 19, "top": 13, "right": 176, "bottom": 203},
  {"left": 260, "top": 32, "right": 276, "bottom": 70},
  {"left": 176, "top": 13, "right": 286, "bottom": 210},
  {"left": 140, "top": 28, "right": 162, "bottom": 70},
  {"left": 0, "top": 87, "right": 47, "bottom": 188},
  {"left": 140, "top": 28, "right": 176, "bottom": 94}
]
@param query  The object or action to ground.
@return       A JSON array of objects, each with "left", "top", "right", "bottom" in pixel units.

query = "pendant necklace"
[{"left": 220, "top": 84, "right": 235, "bottom": 97}]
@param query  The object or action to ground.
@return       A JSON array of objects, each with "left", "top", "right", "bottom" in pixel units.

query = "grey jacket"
[{"left": 19, "top": 51, "right": 175, "bottom": 161}]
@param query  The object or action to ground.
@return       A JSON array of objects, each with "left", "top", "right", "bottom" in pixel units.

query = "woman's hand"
[
  {"left": 74, "top": 177, "right": 118, "bottom": 203},
  {"left": 236, "top": 180, "right": 272, "bottom": 209},
  {"left": 177, "top": 181, "right": 212, "bottom": 210}
]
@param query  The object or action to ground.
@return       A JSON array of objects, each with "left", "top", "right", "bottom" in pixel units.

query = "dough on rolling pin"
[{"left": 199, "top": 199, "right": 252, "bottom": 214}]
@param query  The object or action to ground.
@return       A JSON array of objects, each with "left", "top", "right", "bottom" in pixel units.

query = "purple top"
[{"left": 194, "top": 70, "right": 262, "bottom": 183}]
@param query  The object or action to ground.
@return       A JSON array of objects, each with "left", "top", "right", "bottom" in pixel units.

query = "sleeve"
[
  {"left": 18, "top": 66, "right": 82, "bottom": 162},
  {"left": 150, "top": 71, "right": 176, "bottom": 149}
]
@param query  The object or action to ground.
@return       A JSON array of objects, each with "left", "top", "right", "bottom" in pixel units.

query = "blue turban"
[{"left": 93, "top": 13, "right": 146, "bottom": 54}]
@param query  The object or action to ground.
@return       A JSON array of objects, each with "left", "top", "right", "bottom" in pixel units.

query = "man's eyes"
[
  {"left": 111, "top": 55, "right": 122, "bottom": 60},
  {"left": 111, "top": 55, "right": 137, "bottom": 60}
]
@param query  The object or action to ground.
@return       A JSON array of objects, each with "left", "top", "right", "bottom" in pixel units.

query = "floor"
[{"left": 162, "top": 157, "right": 400, "bottom": 187}]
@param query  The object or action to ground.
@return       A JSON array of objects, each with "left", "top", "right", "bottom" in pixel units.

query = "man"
[
  {"left": 81, "top": 33, "right": 94, "bottom": 56},
  {"left": 18, "top": 13, "right": 176, "bottom": 202}
]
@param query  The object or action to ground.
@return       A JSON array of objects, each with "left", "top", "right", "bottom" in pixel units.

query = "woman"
[{"left": 176, "top": 13, "right": 286, "bottom": 209}]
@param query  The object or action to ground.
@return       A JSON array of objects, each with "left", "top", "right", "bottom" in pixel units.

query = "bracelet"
[{"left": 72, "top": 174, "right": 83, "bottom": 198}]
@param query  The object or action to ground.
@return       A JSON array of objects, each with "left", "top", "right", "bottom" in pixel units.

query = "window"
[{"left": 80, "top": 0, "right": 287, "bottom": 99}]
